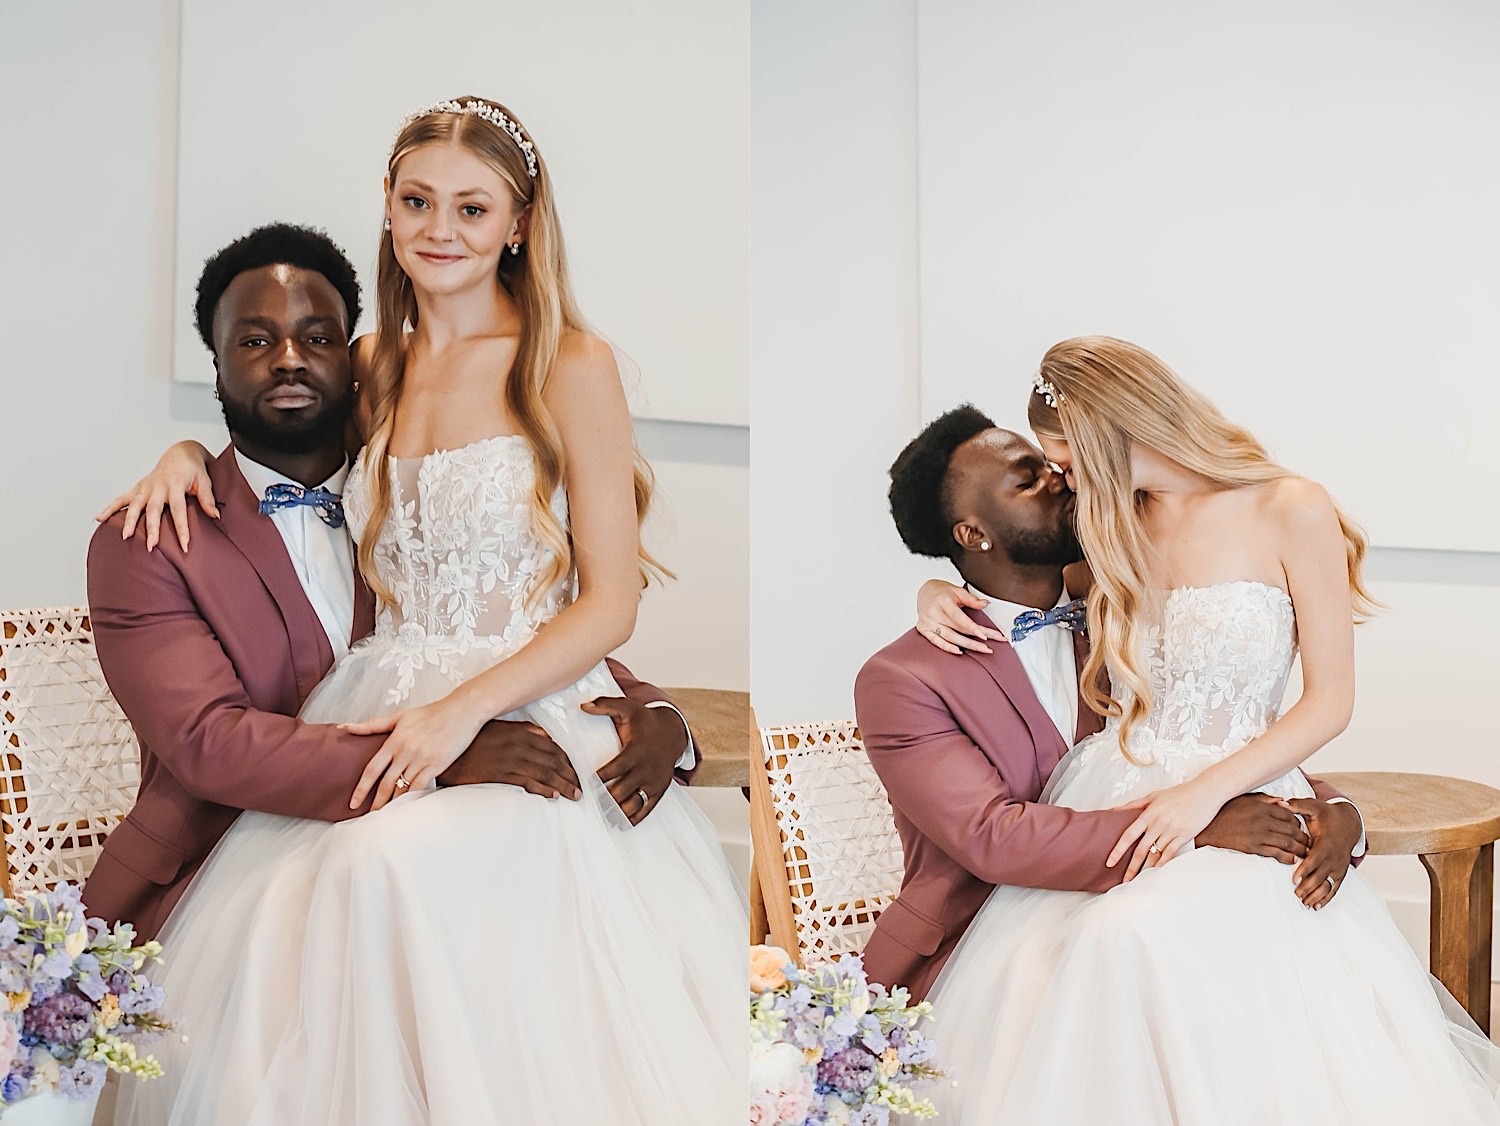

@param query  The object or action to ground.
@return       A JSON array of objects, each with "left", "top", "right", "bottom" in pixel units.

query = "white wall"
[
  {"left": 916, "top": 0, "right": 1500, "bottom": 553},
  {"left": 749, "top": 0, "right": 931, "bottom": 725},
  {"left": 751, "top": 1, "right": 1500, "bottom": 970},
  {"left": 0, "top": 1, "right": 747, "bottom": 866}
]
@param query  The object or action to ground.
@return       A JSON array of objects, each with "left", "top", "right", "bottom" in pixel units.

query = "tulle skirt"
[
  {"left": 926, "top": 737, "right": 1500, "bottom": 1125},
  {"left": 113, "top": 636, "right": 747, "bottom": 1125}
]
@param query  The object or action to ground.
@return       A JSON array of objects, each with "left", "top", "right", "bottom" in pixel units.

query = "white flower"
[
  {"left": 63, "top": 925, "right": 87, "bottom": 960},
  {"left": 749, "top": 1039, "right": 810, "bottom": 1098}
]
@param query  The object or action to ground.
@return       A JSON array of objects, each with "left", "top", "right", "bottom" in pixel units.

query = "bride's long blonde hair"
[
  {"left": 359, "top": 96, "right": 667, "bottom": 609},
  {"left": 1027, "top": 336, "right": 1377, "bottom": 761}
]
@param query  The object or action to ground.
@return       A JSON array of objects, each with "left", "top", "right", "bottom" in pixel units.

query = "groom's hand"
[
  {"left": 437, "top": 720, "right": 582, "bottom": 799},
  {"left": 1285, "top": 798, "right": 1362, "bottom": 910},
  {"left": 587, "top": 696, "right": 688, "bottom": 826},
  {"left": 1196, "top": 794, "right": 1311, "bottom": 863}
]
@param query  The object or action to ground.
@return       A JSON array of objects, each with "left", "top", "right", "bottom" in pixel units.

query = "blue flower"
[
  {"left": 58, "top": 1058, "right": 107, "bottom": 1101},
  {"left": 1, "top": 1072, "right": 27, "bottom": 1102}
]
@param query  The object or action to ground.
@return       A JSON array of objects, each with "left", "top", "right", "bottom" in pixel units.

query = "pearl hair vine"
[
  {"left": 1032, "top": 373, "right": 1064, "bottom": 408},
  {"left": 395, "top": 100, "right": 538, "bottom": 179}
]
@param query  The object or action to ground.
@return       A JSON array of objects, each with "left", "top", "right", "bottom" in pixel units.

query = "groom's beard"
[
  {"left": 1003, "top": 521, "right": 1084, "bottom": 567},
  {"left": 219, "top": 383, "right": 355, "bottom": 456}
]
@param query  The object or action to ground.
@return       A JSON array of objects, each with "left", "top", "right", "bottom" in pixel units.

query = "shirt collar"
[
  {"left": 235, "top": 448, "right": 349, "bottom": 500},
  {"left": 965, "top": 582, "right": 1071, "bottom": 635}
]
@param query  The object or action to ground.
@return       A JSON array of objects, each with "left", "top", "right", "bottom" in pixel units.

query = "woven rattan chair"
[
  {"left": 0, "top": 608, "right": 142, "bottom": 897},
  {"left": 749, "top": 720, "right": 904, "bottom": 965}
]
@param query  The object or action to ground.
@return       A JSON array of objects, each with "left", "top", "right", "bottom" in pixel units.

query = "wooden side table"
[
  {"left": 1321, "top": 771, "right": 1500, "bottom": 1032},
  {"left": 661, "top": 687, "right": 750, "bottom": 789}
]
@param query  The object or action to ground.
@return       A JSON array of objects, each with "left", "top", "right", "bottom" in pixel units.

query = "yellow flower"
[
  {"left": 5, "top": 990, "right": 30, "bottom": 1013},
  {"left": 878, "top": 1047, "right": 900, "bottom": 1078},
  {"left": 97, "top": 993, "right": 122, "bottom": 1029}
]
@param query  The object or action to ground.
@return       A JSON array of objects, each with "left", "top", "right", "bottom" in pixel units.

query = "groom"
[
  {"left": 85, "top": 223, "right": 697, "bottom": 939},
  {"left": 855, "top": 405, "right": 1364, "bottom": 1000}
]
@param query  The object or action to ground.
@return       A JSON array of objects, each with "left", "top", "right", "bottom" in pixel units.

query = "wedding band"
[
  {"left": 636, "top": 788, "right": 650, "bottom": 806},
  {"left": 394, "top": 775, "right": 410, "bottom": 790},
  {"left": 1327, "top": 875, "right": 1337, "bottom": 889}
]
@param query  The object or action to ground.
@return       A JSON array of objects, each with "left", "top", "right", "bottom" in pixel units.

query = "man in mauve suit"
[
  {"left": 84, "top": 224, "right": 697, "bottom": 939},
  {"left": 854, "top": 406, "right": 1365, "bottom": 1001}
]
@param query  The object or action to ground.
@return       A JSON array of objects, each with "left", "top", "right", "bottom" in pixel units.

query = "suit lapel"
[
  {"left": 1072, "top": 631, "right": 1106, "bottom": 742},
  {"left": 351, "top": 562, "right": 376, "bottom": 645},
  {"left": 210, "top": 449, "right": 334, "bottom": 702},
  {"left": 961, "top": 608, "right": 1070, "bottom": 780}
]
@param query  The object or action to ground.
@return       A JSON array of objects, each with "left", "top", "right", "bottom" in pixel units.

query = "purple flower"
[
  {"left": 2, "top": 1071, "right": 28, "bottom": 1102},
  {"left": 22, "top": 992, "right": 92, "bottom": 1047},
  {"left": 118, "top": 982, "right": 165, "bottom": 1016},
  {"left": 38, "top": 949, "right": 73, "bottom": 980},
  {"left": 0, "top": 918, "right": 17, "bottom": 946},
  {"left": 58, "top": 1059, "right": 107, "bottom": 1101}
]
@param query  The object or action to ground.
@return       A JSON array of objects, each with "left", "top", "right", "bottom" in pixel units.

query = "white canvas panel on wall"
[
  {"left": 172, "top": 0, "right": 747, "bottom": 427},
  {"left": 916, "top": 0, "right": 1500, "bottom": 552}
]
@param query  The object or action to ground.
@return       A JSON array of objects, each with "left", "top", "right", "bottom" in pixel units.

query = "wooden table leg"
[{"left": 1419, "top": 843, "right": 1494, "bottom": 1033}]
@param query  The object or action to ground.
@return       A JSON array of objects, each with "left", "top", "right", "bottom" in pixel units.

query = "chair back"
[
  {"left": 750, "top": 720, "right": 904, "bottom": 965},
  {"left": 0, "top": 608, "right": 142, "bottom": 897}
]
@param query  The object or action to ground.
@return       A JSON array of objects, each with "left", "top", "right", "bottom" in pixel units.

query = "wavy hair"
[
  {"left": 359, "top": 96, "right": 667, "bottom": 609},
  {"left": 1027, "top": 336, "right": 1377, "bottom": 762}
]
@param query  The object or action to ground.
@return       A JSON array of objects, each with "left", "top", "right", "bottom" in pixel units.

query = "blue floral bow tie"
[
  {"left": 258, "top": 483, "right": 345, "bottom": 528},
  {"left": 1010, "top": 599, "right": 1088, "bottom": 644}
]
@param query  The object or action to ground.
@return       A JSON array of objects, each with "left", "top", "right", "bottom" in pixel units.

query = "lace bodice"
[
  {"left": 344, "top": 434, "right": 569, "bottom": 652},
  {"left": 1110, "top": 580, "right": 1297, "bottom": 761}
]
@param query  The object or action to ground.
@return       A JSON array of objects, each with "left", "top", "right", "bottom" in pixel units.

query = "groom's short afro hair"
[
  {"left": 194, "top": 223, "right": 362, "bottom": 351},
  {"left": 888, "top": 404, "right": 997, "bottom": 561}
]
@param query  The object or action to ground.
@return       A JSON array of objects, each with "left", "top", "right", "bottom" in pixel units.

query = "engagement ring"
[{"left": 394, "top": 775, "right": 410, "bottom": 790}]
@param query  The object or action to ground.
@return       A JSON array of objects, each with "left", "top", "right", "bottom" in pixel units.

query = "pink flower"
[
  {"left": 748, "top": 1092, "right": 778, "bottom": 1125},
  {"left": 774, "top": 1072, "right": 814, "bottom": 1122},
  {"left": 0, "top": 1019, "right": 17, "bottom": 1069}
]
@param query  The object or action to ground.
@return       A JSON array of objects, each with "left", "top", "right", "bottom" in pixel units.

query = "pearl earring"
[
  {"left": 352, "top": 381, "right": 361, "bottom": 393},
  {"left": 508, "top": 243, "right": 521, "bottom": 256},
  {"left": 383, "top": 218, "right": 391, "bottom": 231},
  {"left": 980, "top": 541, "right": 991, "bottom": 551}
]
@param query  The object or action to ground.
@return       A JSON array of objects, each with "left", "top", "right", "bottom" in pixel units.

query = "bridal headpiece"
[
  {"left": 1032, "top": 373, "right": 1065, "bottom": 408},
  {"left": 395, "top": 100, "right": 538, "bottom": 179}
]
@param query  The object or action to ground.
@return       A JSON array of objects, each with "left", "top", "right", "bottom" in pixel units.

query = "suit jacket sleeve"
[
  {"left": 856, "top": 655, "right": 1137, "bottom": 893},
  {"left": 604, "top": 657, "right": 700, "bottom": 784},
  {"left": 87, "top": 526, "right": 385, "bottom": 821}
]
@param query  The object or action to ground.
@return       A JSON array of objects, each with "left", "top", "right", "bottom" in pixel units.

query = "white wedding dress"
[
  {"left": 927, "top": 581, "right": 1500, "bottom": 1125},
  {"left": 115, "top": 434, "right": 746, "bottom": 1125}
]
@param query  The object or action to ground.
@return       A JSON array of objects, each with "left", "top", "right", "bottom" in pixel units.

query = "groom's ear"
[{"left": 953, "top": 521, "right": 987, "bottom": 553}]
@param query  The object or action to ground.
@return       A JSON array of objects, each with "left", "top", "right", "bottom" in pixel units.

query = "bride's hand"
[
  {"left": 1108, "top": 778, "right": 1226, "bottom": 881},
  {"left": 917, "top": 579, "right": 1006, "bottom": 655},
  {"left": 343, "top": 696, "right": 488, "bottom": 810},
  {"left": 96, "top": 441, "right": 218, "bottom": 553}
]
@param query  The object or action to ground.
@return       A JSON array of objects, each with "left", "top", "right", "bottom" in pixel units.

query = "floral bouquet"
[
  {"left": 749, "top": 945, "right": 941, "bottom": 1126},
  {"left": 0, "top": 882, "right": 171, "bottom": 1109}
]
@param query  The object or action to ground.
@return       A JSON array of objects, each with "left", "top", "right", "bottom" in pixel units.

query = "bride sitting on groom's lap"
[{"left": 857, "top": 337, "right": 1500, "bottom": 1124}]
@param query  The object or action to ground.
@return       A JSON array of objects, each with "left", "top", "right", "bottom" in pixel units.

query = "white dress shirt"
[
  {"left": 969, "top": 584, "right": 1079, "bottom": 746},
  {"left": 235, "top": 451, "right": 694, "bottom": 772},
  {"left": 236, "top": 451, "right": 355, "bottom": 660}
]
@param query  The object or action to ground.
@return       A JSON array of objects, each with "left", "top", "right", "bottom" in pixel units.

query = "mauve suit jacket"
[
  {"left": 84, "top": 445, "right": 679, "bottom": 939},
  {"left": 854, "top": 606, "right": 1349, "bottom": 1001}
]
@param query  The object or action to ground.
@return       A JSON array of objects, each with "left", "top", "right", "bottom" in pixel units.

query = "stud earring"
[
  {"left": 980, "top": 541, "right": 991, "bottom": 551},
  {"left": 212, "top": 386, "right": 221, "bottom": 402},
  {"left": 508, "top": 243, "right": 521, "bottom": 256},
  {"left": 352, "top": 381, "right": 361, "bottom": 394},
  {"left": 383, "top": 218, "right": 391, "bottom": 231}
]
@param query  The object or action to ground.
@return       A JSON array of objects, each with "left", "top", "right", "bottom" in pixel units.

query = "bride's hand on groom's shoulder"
[
  {"left": 916, "top": 580, "right": 1006, "bottom": 655},
  {"left": 95, "top": 440, "right": 217, "bottom": 553}
]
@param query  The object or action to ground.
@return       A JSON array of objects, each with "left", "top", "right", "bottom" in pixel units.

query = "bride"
[
  {"left": 913, "top": 337, "right": 1500, "bottom": 1123},
  {"left": 109, "top": 97, "right": 744, "bottom": 1124}
]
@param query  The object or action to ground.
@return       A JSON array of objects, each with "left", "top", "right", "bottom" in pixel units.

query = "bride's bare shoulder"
[{"left": 1260, "top": 476, "right": 1340, "bottom": 539}]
